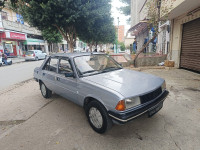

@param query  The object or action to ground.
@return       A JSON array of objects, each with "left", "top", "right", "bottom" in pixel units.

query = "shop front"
[
  {"left": 0, "top": 31, "right": 27, "bottom": 57},
  {"left": 23, "top": 38, "right": 47, "bottom": 54}
]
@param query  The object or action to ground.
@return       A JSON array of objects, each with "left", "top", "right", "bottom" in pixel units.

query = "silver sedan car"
[{"left": 34, "top": 53, "right": 169, "bottom": 133}]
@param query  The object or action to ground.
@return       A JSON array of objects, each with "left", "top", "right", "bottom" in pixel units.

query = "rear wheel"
[
  {"left": 85, "top": 101, "right": 112, "bottom": 134},
  {"left": 35, "top": 57, "right": 39, "bottom": 61},
  {"left": 40, "top": 82, "right": 52, "bottom": 98}
]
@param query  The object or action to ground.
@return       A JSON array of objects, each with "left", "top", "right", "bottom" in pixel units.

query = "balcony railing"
[{"left": 2, "top": 20, "right": 41, "bottom": 35}]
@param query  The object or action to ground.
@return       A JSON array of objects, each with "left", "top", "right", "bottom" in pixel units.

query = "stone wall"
[{"left": 135, "top": 55, "right": 167, "bottom": 67}]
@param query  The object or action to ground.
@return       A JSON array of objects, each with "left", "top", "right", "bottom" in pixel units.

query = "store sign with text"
[
  {"left": 10, "top": 32, "right": 26, "bottom": 40},
  {"left": 2, "top": 32, "right": 27, "bottom": 40}
]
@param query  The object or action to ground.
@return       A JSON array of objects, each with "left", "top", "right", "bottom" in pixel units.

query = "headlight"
[
  {"left": 125, "top": 97, "right": 141, "bottom": 109},
  {"left": 115, "top": 97, "right": 141, "bottom": 111},
  {"left": 161, "top": 81, "right": 166, "bottom": 92}
]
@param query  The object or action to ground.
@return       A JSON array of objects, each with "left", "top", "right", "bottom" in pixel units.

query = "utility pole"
[{"left": 115, "top": 17, "right": 119, "bottom": 54}]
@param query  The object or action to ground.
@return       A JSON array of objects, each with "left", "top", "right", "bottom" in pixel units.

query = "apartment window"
[{"left": 1, "top": 11, "right": 8, "bottom": 20}]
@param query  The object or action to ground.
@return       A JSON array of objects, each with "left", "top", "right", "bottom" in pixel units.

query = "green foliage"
[
  {"left": 118, "top": 0, "right": 131, "bottom": 23},
  {"left": 41, "top": 27, "right": 62, "bottom": 44},
  {"left": 119, "top": 42, "right": 125, "bottom": 51},
  {"left": 11, "top": 0, "right": 114, "bottom": 51},
  {"left": 77, "top": 0, "right": 115, "bottom": 45}
]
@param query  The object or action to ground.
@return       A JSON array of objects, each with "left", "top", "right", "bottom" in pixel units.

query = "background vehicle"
[{"left": 25, "top": 50, "right": 47, "bottom": 61}]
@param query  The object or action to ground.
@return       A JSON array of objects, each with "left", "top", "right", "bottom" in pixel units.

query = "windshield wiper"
[
  {"left": 101, "top": 67, "right": 122, "bottom": 73},
  {"left": 82, "top": 70, "right": 99, "bottom": 75}
]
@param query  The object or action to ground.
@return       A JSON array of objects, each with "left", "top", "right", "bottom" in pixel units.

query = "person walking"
[{"left": 133, "top": 38, "right": 137, "bottom": 53}]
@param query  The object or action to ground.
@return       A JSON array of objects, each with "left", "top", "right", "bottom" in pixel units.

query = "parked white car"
[{"left": 25, "top": 50, "right": 47, "bottom": 61}]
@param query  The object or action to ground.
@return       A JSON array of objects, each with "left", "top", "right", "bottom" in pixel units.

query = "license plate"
[{"left": 148, "top": 102, "right": 163, "bottom": 117}]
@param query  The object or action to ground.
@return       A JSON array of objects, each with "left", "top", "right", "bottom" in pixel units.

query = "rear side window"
[{"left": 44, "top": 57, "right": 58, "bottom": 72}]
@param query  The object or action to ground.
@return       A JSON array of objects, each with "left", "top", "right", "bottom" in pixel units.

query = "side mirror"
[{"left": 65, "top": 72, "right": 74, "bottom": 78}]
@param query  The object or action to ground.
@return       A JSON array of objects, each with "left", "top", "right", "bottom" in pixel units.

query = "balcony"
[{"left": 2, "top": 20, "right": 41, "bottom": 35}]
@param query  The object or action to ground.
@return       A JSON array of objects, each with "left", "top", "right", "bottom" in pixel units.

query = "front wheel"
[
  {"left": 40, "top": 82, "right": 52, "bottom": 98},
  {"left": 85, "top": 101, "right": 112, "bottom": 134}
]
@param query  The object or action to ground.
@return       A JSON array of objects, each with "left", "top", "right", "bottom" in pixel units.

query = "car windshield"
[{"left": 74, "top": 54, "right": 122, "bottom": 77}]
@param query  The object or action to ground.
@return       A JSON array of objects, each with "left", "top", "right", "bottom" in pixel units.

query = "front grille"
[{"left": 140, "top": 87, "right": 162, "bottom": 104}]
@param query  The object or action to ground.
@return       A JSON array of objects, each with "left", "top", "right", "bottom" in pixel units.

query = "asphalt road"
[{"left": 0, "top": 60, "right": 43, "bottom": 91}]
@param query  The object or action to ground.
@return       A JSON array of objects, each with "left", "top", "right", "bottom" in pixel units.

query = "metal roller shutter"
[{"left": 180, "top": 18, "right": 200, "bottom": 72}]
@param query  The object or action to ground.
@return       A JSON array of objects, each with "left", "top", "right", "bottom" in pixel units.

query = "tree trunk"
[
  {"left": 133, "top": 34, "right": 157, "bottom": 67},
  {"left": 99, "top": 44, "right": 103, "bottom": 51},
  {"left": 54, "top": 25, "right": 76, "bottom": 53},
  {"left": 89, "top": 44, "right": 93, "bottom": 52}
]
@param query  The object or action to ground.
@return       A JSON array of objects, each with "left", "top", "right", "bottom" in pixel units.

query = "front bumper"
[{"left": 108, "top": 90, "right": 169, "bottom": 124}]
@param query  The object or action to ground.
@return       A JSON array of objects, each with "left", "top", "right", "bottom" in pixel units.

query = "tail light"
[{"left": 33, "top": 53, "right": 35, "bottom": 57}]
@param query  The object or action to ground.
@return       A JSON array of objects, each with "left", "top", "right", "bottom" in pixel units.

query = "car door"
[
  {"left": 55, "top": 57, "right": 78, "bottom": 103},
  {"left": 41, "top": 57, "right": 60, "bottom": 93}
]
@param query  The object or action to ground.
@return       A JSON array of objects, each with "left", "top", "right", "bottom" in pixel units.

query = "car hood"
[{"left": 82, "top": 69, "right": 164, "bottom": 98}]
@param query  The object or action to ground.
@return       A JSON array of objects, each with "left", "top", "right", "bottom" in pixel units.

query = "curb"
[{"left": 0, "top": 78, "right": 34, "bottom": 95}]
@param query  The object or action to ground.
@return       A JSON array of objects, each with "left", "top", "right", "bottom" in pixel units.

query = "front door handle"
[{"left": 55, "top": 77, "right": 60, "bottom": 81}]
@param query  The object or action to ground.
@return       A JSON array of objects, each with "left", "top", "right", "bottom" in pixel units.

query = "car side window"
[
  {"left": 44, "top": 57, "right": 58, "bottom": 72},
  {"left": 58, "top": 58, "right": 73, "bottom": 75}
]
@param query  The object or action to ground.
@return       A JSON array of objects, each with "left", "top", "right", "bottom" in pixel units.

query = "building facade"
[
  {"left": 129, "top": 0, "right": 153, "bottom": 53},
  {"left": 0, "top": 7, "right": 49, "bottom": 56},
  {"left": 117, "top": 25, "right": 125, "bottom": 43},
  {"left": 168, "top": 0, "right": 200, "bottom": 72}
]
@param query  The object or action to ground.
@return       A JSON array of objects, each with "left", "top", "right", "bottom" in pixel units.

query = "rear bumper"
[
  {"left": 108, "top": 90, "right": 169, "bottom": 124},
  {"left": 25, "top": 56, "right": 35, "bottom": 60}
]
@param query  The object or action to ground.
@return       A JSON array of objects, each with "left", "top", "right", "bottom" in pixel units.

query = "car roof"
[{"left": 51, "top": 52, "right": 105, "bottom": 58}]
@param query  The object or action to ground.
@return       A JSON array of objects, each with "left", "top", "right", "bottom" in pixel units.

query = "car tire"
[
  {"left": 40, "top": 82, "right": 52, "bottom": 98},
  {"left": 8, "top": 61, "right": 12, "bottom": 65},
  {"left": 85, "top": 101, "right": 113, "bottom": 134},
  {"left": 35, "top": 57, "right": 39, "bottom": 61}
]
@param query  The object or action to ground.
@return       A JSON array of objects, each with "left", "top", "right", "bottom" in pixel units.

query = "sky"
[{"left": 111, "top": 0, "right": 130, "bottom": 33}]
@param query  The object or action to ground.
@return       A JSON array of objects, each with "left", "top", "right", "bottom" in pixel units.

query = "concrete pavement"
[{"left": 0, "top": 69, "right": 199, "bottom": 150}]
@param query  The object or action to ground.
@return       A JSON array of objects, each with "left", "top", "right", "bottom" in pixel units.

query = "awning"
[
  {"left": 24, "top": 38, "right": 45, "bottom": 45},
  {"left": 127, "top": 22, "right": 148, "bottom": 36}
]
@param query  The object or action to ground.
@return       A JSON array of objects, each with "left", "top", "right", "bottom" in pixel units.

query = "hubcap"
[
  {"left": 89, "top": 107, "right": 103, "bottom": 129},
  {"left": 41, "top": 84, "right": 46, "bottom": 96}
]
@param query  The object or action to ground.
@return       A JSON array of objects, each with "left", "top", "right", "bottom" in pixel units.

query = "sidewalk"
[{"left": 11, "top": 57, "right": 25, "bottom": 64}]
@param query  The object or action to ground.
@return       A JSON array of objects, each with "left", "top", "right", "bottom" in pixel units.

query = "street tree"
[
  {"left": 41, "top": 27, "right": 63, "bottom": 53},
  {"left": 118, "top": 0, "right": 131, "bottom": 24},
  {"left": 11, "top": 0, "right": 112, "bottom": 52},
  {"left": 77, "top": 0, "right": 115, "bottom": 51},
  {"left": 133, "top": 0, "right": 173, "bottom": 67}
]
